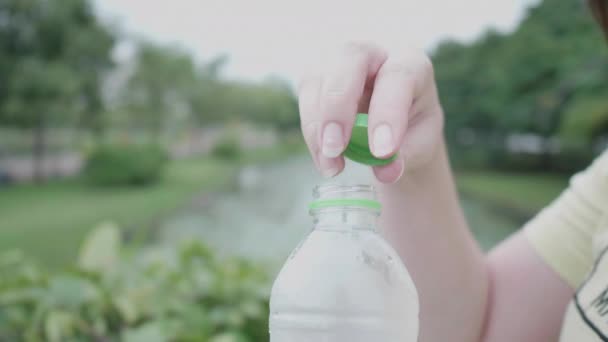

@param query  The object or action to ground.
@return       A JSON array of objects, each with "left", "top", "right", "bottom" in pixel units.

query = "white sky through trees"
[{"left": 94, "top": 0, "right": 539, "bottom": 84}]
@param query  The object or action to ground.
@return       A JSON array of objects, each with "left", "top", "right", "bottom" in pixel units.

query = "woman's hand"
[{"left": 298, "top": 42, "right": 444, "bottom": 183}]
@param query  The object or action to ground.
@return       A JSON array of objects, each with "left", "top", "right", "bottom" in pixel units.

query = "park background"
[{"left": 1, "top": 0, "right": 606, "bottom": 340}]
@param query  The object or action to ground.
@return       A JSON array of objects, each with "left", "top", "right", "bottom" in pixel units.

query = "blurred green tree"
[
  {"left": 0, "top": 0, "right": 114, "bottom": 181},
  {"left": 207, "top": 78, "right": 298, "bottom": 130},
  {"left": 119, "top": 43, "right": 198, "bottom": 137},
  {"left": 120, "top": 44, "right": 298, "bottom": 136},
  {"left": 434, "top": 0, "right": 608, "bottom": 171}
]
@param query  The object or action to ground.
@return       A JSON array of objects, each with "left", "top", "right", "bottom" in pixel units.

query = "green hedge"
[
  {"left": 0, "top": 223, "right": 270, "bottom": 342},
  {"left": 84, "top": 144, "right": 168, "bottom": 186},
  {"left": 211, "top": 136, "right": 241, "bottom": 161}
]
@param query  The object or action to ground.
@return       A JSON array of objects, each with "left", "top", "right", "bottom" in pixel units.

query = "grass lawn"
[
  {"left": 0, "top": 158, "right": 234, "bottom": 268},
  {"left": 456, "top": 171, "right": 569, "bottom": 216}
]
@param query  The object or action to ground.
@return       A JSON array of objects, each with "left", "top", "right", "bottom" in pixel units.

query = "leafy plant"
[
  {"left": 84, "top": 144, "right": 168, "bottom": 186},
  {"left": 0, "top": 223, "right": 270, "bottom": 341}
]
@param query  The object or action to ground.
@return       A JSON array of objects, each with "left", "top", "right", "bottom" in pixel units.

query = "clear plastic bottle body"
[{"left": 269, "top": 185, "right": 419, "bottom": 342}]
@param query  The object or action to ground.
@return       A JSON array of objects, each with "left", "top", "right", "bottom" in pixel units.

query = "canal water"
[{"left": 160, "top": 156, "right": 519, "bottom": 272}]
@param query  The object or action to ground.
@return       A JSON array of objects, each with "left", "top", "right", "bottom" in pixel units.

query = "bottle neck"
[
  {"left": 309, "top": 184, "right": 380, "bottom": 232},
  {"left": 312, "top": 208, "right": 378, "bottom": 232}
]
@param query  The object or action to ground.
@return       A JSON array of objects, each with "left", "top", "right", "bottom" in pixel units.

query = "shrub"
[
  {"left": 211, "top": 136, "right": 241, "bottom": 161},
  {"left": 0, "top": 223, "right": 270, "bottom": 342},
  {"left": 84, "top": 144, "right": 168, "bottom": 186}
]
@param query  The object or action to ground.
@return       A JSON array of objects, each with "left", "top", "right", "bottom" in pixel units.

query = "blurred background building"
[{"left": 0, "top": 0, "right": 605, "bottom": 340}]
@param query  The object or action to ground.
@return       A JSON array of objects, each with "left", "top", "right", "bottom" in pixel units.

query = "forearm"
[
  {"left": 376, "top": 142, "right": 489, "bottom": 342},
  {"left": 482, "top": 233, "right": 572, "bottom": 341}
]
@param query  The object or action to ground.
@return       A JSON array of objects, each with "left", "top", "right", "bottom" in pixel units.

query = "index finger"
[{"left": 314, "top": 43, "right": 386, "bottom": 158}]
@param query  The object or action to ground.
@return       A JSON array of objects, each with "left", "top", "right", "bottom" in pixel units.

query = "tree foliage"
[
  {"left": 119, "top": 43, "right": 198, "bottom": 135},
  {"left": 0, "top": 0, "right": 114, "bottom": 129},
  {"left": 0, "top": 0, "right": 114, "bottom": 180},
  {"left": 433, "top": 0, "right": 608, "bottom": 171},
  {"left": 115, "top": 43, "right": 298, "bottom": 135}
]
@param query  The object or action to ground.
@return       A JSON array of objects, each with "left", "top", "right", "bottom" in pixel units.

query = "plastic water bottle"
[{"left": 270, "top": 184, "right": 419, "bottom": 341}]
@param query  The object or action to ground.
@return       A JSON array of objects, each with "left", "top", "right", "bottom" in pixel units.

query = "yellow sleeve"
[{"left": 524, "top": 151, "right": 608, "bottom": 289}]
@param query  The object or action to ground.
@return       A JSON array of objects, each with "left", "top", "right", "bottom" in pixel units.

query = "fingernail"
[
  {"left": 303, "top": 121, "right": 321, "bottom": 169},
  {"left": 391, "top": 158, "right": 405, "bottom": 184},
  {"left": 318, "top": 154, "right": 340, "bottom": 178},
  {"left": 373, "top": 157, "right": 404, "bottom": 184},
  {"left": 372, "top": 124, "right": 394, "bottom": 157},
  {"left": 321, "top": 122, "right": 344, "bottom": 158},
  {"left": 321, "top": 167, "right": 339, "bottom": 178}
]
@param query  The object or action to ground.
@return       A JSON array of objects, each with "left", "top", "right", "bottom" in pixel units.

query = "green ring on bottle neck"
[{"left": 309, "top": 199, "right": 381, "bottom": 210}]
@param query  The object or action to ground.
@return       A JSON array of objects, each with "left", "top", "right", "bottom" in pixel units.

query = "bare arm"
[
  {"left": 377, "top": 143, "right": 488, "bottom": 341},
  {"left": 298, "top": 42, "right": 573, "bottom": 341},
  {"left": 378, "top": 146, "right": 572, "bottom": 341},
  {"left": 483, "top": 233, "right": 573, "bottom": 341}
]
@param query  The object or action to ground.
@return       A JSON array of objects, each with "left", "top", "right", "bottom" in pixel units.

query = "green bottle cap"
[{"left": 343, "top": 113, "right": 397, "bottom": 166}]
